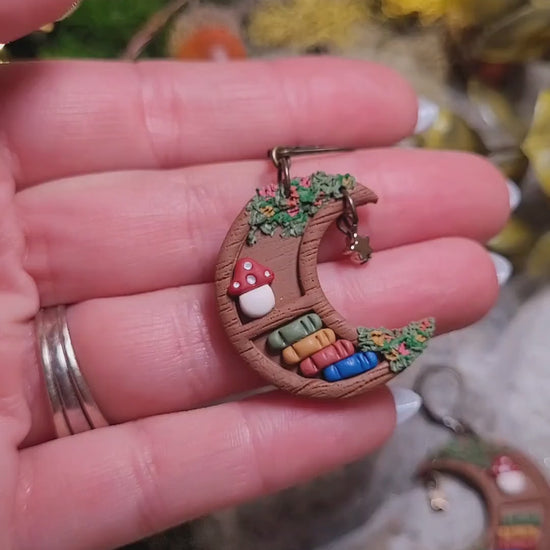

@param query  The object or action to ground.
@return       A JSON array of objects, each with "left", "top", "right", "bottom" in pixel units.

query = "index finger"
[
  {"left": 0, "top": 0, "right": 75, "bottom": 43},
  {"left": 0, "top": 57, "right": 418, "bottom": 188}
]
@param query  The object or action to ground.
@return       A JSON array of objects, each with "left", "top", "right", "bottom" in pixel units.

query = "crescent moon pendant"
[{"left": 215, "top": 172, "right": 435, "bottom": 399}]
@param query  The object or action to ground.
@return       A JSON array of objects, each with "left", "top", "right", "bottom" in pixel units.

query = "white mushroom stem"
[
  {"left": 496, "top": 470, "right": 527, "bottom": 495},
  {"left": 239, "top": 285, "right": 275, "bottom": 319}
]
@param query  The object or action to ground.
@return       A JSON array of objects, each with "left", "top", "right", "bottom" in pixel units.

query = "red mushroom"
[
  {"left": 228, "top": 258, "right": 275, "bottom": 318},
  {"left": 490, "top": 455, "right": 527, "bottom": 495}
]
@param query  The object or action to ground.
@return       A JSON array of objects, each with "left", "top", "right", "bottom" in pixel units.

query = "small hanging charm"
[
  {"left": 227, "top": 258, "right": 275, "bottom": 319},
  {"left": 215, "top": 146, "right": 435, "bottom": 399},
  {"left": 345, "top": 234, "right": 373, "bottom": 265},
  {"left": 415, "top": 366, "right": 550, "bottom": 550},
  {"left": 338, "top": 186, "right": 373, "bottom": 265}
]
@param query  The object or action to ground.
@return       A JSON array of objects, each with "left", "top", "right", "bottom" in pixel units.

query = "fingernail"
[
  {"left": 415, "top": 97, "right": 440, "bottom": 134},
  {"left": 390, "top": 387, "right": 422, "bottom": 426},
  {"left": 489, "top": 251, "right": 513, "bottom": 286},
  {"left": 506, "top": 179, "right": 522, "bottom": 211}
]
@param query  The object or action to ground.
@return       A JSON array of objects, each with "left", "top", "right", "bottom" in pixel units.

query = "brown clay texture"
[{"left": 215, "top": 183, "right": 397, "bottom": 399}]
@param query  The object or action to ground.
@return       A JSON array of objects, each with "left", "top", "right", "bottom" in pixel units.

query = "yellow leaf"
[
  {"left": 527, "top": 232, "right": 550, "bottom": 279},
  {"left": 247, "top": 0, "right": 369, "bottom": 50},
  {"left": 468, "top": 79, "right": 527, "bottom": 143},
  {"left": 472, "top": 5, "right": 550, "bottom": 63},
  {"left": 445, "top": 0, "right": 524, "bottom": 30},
  {"left": 418, "top": 108, "right": 487, "bottom": 153},
  {"left": 488, "top": 217, "right": 537, "bottom": 256},
  {"left": 490, "top": 149, "right": 529, "bottom": 182},
  {"left": 381, "top": 0, "right": 446, "bottom": 24},
  {"left": 522, "top": 90, "right": 550, "bottom": 197}
]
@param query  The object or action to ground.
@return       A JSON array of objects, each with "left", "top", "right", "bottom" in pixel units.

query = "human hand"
[{"left": 0, "top": 1, "right": 509, "bottom": 549}]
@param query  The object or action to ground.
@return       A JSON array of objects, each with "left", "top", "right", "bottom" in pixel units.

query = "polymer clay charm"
[
  {"left": 416, "top": 367, "right": 550, "bottom": 550},
  {"left": 215, "top": 146, "right": 435, "bottom": 399},
  {"left": 420, "top": 438, "right": 550, "bottom": 550},
  {"left": 227, "top": 258, "right": 275, "bottom": 319},
  {"left": 300, "top": 339, "right": 355, "bottom": 378}
]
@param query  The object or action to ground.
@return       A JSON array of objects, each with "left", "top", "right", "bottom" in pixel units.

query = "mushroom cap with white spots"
[{"left": 227, "top": 257, "right": 275, "bottom": 297}]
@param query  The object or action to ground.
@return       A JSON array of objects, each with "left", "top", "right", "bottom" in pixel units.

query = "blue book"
[{"left": 323, "top": 351, "right": 379, "bottom": 382}]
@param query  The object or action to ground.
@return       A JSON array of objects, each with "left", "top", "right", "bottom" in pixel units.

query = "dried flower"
[
  {"left": 340, "top": 175, "right": 354, "bottom": 188},
  {"left": 370, "top": 331, "right": 386, "bottom": 347},
  {"left": 397, "top": 343, "right": 411, "bottom": 356},
  {"left": 259, "top": 182, "right": 278, "bottom": 198},
  {"left": 260, "top": 205, "right": 275, "bottom": 218},
  {"left": 420, "top": 319, "right": 434, "bottom": 331},
  {"left": 288, "top": 206, "right": 301, "bottom": 217},
  {"left": 287, "top": 196, "right": 299, "bottom": 208}
]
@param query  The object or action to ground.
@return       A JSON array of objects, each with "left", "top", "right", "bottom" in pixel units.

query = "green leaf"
[
  {"left": 38, "top": 0, "right": 169, "bottom": 59},
  {"left": 281, "top": 227, "right": 292, "bottom": 238},
  {"left": 259, "top": 222, "right": 276, "bottom": 236},
  {"left": 249, "top": 211, "right": 266, "bottom": 226},
  {"left": 247, "top": 230, "right": 257, "bottom": 247},
  {"left": 435, "top": 436, "right": 500, "bottom": 470},
  {"left": 246, "top": 171, "right": 363, "bottom": 247},
  {"left": 298, "top": 188, "right": 317, "bottom": 204},
  {"left": 389, "top": 350, "right": 421, "bottom": 373},
  {"left": 357, "top": 319, "right": 435, "bottom": 373}
]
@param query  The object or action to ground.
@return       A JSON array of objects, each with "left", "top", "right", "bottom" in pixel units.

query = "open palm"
[{"left": 0, "top": 1, "right": 509, "bottom": 549}]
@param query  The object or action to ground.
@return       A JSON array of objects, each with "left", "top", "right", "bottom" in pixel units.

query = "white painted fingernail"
[
  {"left": 390, "top": 387, "right": 422, "bottom": 426},
  {"left": 415, "top": 97, "right": 440, "bottom": 134},
  {"left": 506, "top": 179, "right": 522, "bottom": 211},
  {"left": 489, "top": 252, "right": 513, "bottom": 286}
]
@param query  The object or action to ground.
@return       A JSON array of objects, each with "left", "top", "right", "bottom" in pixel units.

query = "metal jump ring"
[
  {"left": 414, "top": 365, "right": 473, "bottom": 435},
  {"left": 269, "top": 145, "right": 353, "bottom": 199},
  {"left": 337, "top": 187, "right": 359, "bottom": 238},
  {"left": 278, "top": 156, "right": 292, "bottom": 198}
]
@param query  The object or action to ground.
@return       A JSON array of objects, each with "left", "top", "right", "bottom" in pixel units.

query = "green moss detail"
[
  {"left": 357, "top": 318, "right": 435, "bottom": 373},
  {"left": 435, "top": 436, "right": 501, "bottom": 469},
  {"left": 246, "top": 172, "right": 356, "bottom": 246}
]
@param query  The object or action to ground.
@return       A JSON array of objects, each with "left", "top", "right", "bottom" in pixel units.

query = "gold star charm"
[{"left": 345, "top": 234, "right": 373, "bottom": 265}]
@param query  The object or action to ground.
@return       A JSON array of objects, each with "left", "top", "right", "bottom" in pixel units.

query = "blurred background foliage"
[
  {"left": 8, "top": 0, "right": 168, "bottom": 58},
  {"left": 3, "top": 2, "right": 550, "bottom": 548},
  {"left": 3, "top": 0, "right": 550, "bottom": 277},
  {"left": 5, "top": 0, "right": 550, "bottom": 282},
  {"left": 41, "top": 0, "right": 169, "bottom": 58},
  {"left": 4, "top": 0, "right": 550, "bottom": 281}
]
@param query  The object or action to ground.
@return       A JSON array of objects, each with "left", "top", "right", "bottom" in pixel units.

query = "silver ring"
[{"left": 35, "top": 306, "right": 108, "bottom": 438}]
